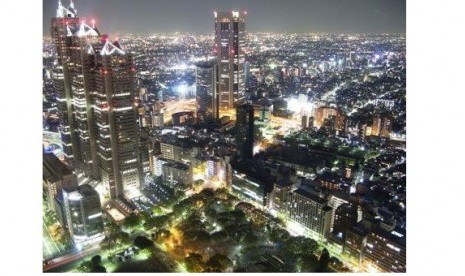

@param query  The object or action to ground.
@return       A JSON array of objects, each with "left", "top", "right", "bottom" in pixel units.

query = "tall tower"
[
  {"left": 214, "top": 11, "right": 246, "bottom": 114},
  {"left": 93, "top": 40, "right": 142, "bottom": 199},
  {"left": 50, "top": 1, "right": 142, "bottom": 199},
  {"left": 235, "top": 104, "right": 254, "bottom": 159},
  {"left": 196, "top": 59, "right": 219, "bottom": 121},
  {"left": 69, "top": 22, "right": 101, "bottom": 179},
  {"left": 50, "top": 0, "right": 81, "bottom": 165}
]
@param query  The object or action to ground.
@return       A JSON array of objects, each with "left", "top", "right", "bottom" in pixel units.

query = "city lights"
[{"left": 43, "top": 0, "right": 405, "bottom": 273}]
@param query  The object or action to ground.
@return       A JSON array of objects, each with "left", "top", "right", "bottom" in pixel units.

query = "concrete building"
[
  {"left": 63, "top": 184, "right": 105, "bottom": 247},
  {"left": 162, "top": 161, "right": 193, "bottom": 190},
  {"left": 43, "top": 152, "right": 78, "bottom": 212},
  {"left": 196, "top": 59, "right": 219, "bottom": 121},
  {"left": 363, "top": 228, "right": 406, "bottom": 272},
  {"left": 235, "top": 104, "right": 254, "bottom": 159},
  {"left": 287, "top": 189, "right": 333, "bottom": 240},
  {"left": 214, "top": 11, "right": 246, "bottom": 112}
]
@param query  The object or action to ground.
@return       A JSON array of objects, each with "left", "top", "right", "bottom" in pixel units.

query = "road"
[{"left": 43, "top": 245, "right": 100, "bottom": 272}]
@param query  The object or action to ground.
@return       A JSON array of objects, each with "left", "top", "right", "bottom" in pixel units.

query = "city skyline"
[
  {"left": 43, "top": 0, "right": 406, "bottom": 36},
  {"left": 42, "top": 0, "right": 407, "bottom": 273}
]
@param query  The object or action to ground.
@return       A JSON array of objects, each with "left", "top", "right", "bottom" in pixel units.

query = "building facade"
[
  {"left": 196, "top": 59, "right": 219, "bottom": 121},
  {"left": 235, "top": 104, "right": 254, "bottom": 159},
  {"left": 50, "top": 1, "right": 142, "bottom": 199},
  {"left": 63, "top": 184, "right": 105, "bottom": 247},
  {"left": 214, "top": 11, "right": 246, "bottom": 112}
]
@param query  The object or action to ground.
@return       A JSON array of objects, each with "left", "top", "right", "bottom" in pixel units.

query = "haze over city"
[{"left": 43, "top": 0, "right": 406, "bottom": 35}]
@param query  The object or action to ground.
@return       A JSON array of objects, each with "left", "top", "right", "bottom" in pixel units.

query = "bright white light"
[
  {"left": 302, "top": 63, "right": 308, "bottom": 68},
  {"left": 253, "top": 145, "right": 261, "bottom": 155},
  {"left": 287, "top": 97, "right": 312, "bottom": 114},
  {"left": 176, "top": 84, "right": 188, "bottom": 94},
  {"left": 287, "top": 221, "right": 306, "bottom": 236},
  {"left": 350, "top": 185, "right": 356, "bottom": 194}
]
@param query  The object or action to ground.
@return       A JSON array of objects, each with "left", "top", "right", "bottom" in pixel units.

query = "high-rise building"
[
  {"left": 287, "top": 188, "right": 333, "bottom": 240},
  {"left": 235, "top": 104, "right": 254, "bottom": 159},
  {"left": 196, "top": 59, "right": 219, "bottom": 121},
  {"left": 214, "top": 11, "right": 246, "bottom": 113},
  {"left": 333, "top": 203, "right": 358, "bottom": 240},
  {"left": 92, "top": 40, "right": 142, "bottom": 199},
  {"left": 63, "top": 184, "right": 105, "bottom": 247},
  {"left": 50, "top": 1, "right": 142, "bottom": 199},
  {"left": 50, "top": 0, "right": 82, "bottom": 165},
  {"left": 343, "top": 225, "right": 368, "bottom": 264},
  {"left": 363, "top": 228, "right": 406, "bottom": 272},
  {"left": 68, "top": 23, "right": 101, "bottom": 179}
]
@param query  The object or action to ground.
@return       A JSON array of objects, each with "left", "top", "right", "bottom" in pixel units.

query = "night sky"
[{"left": 43, "top": 0, "right": 405, "bottom": 36}]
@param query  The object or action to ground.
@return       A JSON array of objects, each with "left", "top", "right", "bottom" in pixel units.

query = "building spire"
[
  {"left": 56, "top": 0, "right": 65, "bottom": 17},
  {"left": 68, "top": 0, "right": 77, "bottom": 15}
]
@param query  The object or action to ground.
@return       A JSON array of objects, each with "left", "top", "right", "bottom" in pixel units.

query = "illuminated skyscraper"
[
  {"left": 214, "top": 11, "right": 246, "bottom": 113},
  {"left": 50, "top": 0, "right": 81, "bottom": 165},
  {"left": 51, "top": 1, "right": 142, "bottom": 199},
  {"left": 92, "top": 40, "right": 142, "bottom": 199},
  {"left": 196, "top": 59, "right": 219, "bottom": 121}
]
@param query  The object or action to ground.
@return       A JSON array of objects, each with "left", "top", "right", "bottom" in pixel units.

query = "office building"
[
  {"left": 371, "top": 115, "right": 392, "bottom": 138},
  {"left": 343, "top": 225, "right": 368, "bottom": 264},
  {"left": 152, "top": 112, "right": 164, "bottom": 128},
  {"left": 333, "top": 203, "right": 358, "bottom": 240},
  {"left": 314, "top": 106, "right": 345, "bottom": 132},
  {"left": 51, "top": 0, "right": 142, "bottom": 199},
  {"left": 92, "top": 39, "right": 142, "bottom": 199},
  {"left": 63, "top": 184, "right": 105, "bottom": 247},
  {"left": 162, "top": 161, "right": 193, "bottom": 190},
  {"left": 235, "top": 104, "right": 254, "bottom": 159},
  {"left": 363, "top": 228, "right": 406, "bottom": 272},
  {"left": 43, "top": 152, "right": 78, "bottom": 212},
  {"left": 50, "top": 0, "right": 82, "bottom": 165},
  {"left": 214, "top": 11, "right": 246, "bottom": 112},
  {"left": 196, "top": 59, "right": 219, "bottom": 121},
  {"left": 287, "top": 188, "right": 333, "bottom": 240}
]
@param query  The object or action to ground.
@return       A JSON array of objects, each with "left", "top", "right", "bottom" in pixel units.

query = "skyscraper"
[
  {"left": 214, "top": 11, "right": 246, "bottom": 114},
  {"left": 235, "top": 104, "right": 254, "bottom": 159},
  {"left": 51, "top": 1, "right": 142, "bottom": 199},
  {"left": 92, "top": 40, "right": 142, "bottom": 199},
  {"left": 68, "top": 22, "right": 101, "bottom": 179},
  {"left": 195, "top": 59, "right": 219, "bottom": 121},
  {"left": 50, "top": 0, "right": 81, "bottom": 165}
]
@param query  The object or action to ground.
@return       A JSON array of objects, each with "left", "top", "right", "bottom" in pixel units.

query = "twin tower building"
[{"left": 51, "top": 1, "right": 247, "bottom": 201}]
